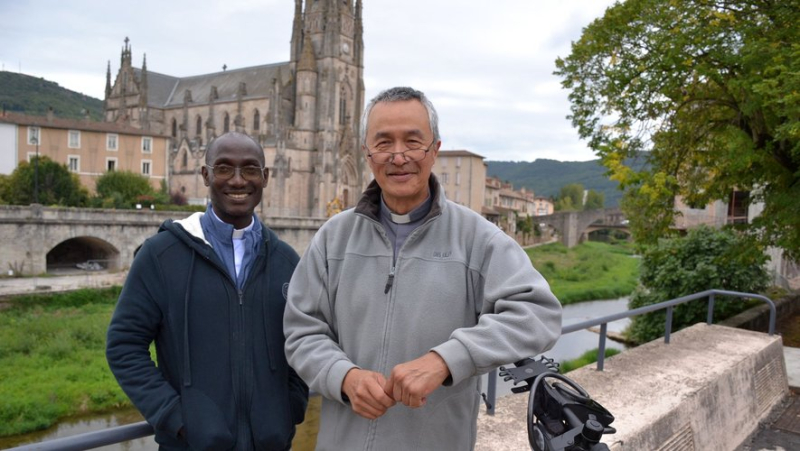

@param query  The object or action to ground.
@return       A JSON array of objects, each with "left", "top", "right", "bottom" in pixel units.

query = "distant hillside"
[
  {"left": 0, "top": 71, "right": 104, "bottom": 120},
  {"left": 486, "top": 159, "right": 623, "bottom": 207}
]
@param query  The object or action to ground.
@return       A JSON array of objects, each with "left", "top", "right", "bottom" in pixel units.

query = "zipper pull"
[
  {"left": 238, "top": 290, "right": 244, "bottom": 305},
  {"left": 384, "top": 266, "right": 395, "bottom": 294}
]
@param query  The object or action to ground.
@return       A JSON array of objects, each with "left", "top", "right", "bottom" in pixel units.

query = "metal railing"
[
  {"left": 8, "top": 289, "right": 776, "bottom": 449},
  {"left": 484, "top": 289, "right": 775, "bottom": 415}
]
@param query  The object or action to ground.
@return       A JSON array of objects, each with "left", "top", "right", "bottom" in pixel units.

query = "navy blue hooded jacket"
[{"left": 107, "top": 214, "right": 308, "bottom": 450}]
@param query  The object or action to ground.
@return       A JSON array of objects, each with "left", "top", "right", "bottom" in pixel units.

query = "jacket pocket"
[
  {"left": 250, "top": 382, "right": 294, "bottom": 450},
  {"left": 182, "top": 388, "right": 236, "bottom": 451}
]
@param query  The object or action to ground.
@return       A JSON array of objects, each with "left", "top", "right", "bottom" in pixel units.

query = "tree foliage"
[
  {"left": 626, "top": 226, "right": 769, "bottom": 344},
  {"left": 584, "top": 190, "right": 605, "bottom": 210},
  {"left": 93, "top": 170, "right": 160, "bottom": 209},
  {"left": 0, "top": 156, "right": 88, "bottom": 206},
  {"left": 555, "top": 0, "right": 800, "bottom": 258},
  {"left": 555, "top": 183, "right": 584, "bottom": 211}
]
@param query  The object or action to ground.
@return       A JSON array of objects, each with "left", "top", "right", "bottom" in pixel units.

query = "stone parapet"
[{"left": 476, "top": 324, "right": 788, "bottom": 450}]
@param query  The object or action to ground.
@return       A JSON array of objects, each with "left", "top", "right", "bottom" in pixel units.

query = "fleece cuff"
[
  {"left": 327, "top": 359, "right": 358, "bottom": 404},
  {"left": 431, "top": 339, "right": 475, "bottom": 387}
]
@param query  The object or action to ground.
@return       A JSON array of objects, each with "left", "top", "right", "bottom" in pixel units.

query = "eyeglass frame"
[
  {"left": 364, "top": 138, "right": 437, "bottom": 165},
  {"left": 204, "top": 164, "right": 266, "bottom": 181}
]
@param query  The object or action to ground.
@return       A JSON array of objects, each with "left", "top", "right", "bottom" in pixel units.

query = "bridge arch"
[{"left": 46, "top": 236, "right": 121, "bottom": 273}]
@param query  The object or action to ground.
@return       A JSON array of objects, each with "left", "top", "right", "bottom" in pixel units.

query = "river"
[{"left": 2, "top": 297, "right": 631, "bottom": 450}]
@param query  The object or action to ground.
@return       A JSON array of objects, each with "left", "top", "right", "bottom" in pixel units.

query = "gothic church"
[{"left": 103, "top": 0, "right": 366, "bottom": 217}]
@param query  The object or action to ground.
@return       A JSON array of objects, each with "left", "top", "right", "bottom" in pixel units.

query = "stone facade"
[
  {"left": 0, "top": 111, "right": 169, "bottom": 193},
  {"left": 432, "top": 150, "right": 486, "bottom": 214},
  {"left": 103, "top": 0, "right": 366, "bottom": 217}
]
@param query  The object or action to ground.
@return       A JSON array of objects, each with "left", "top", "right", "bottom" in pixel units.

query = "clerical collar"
[
  {"left": 380, "top": 194, "right": 432, "bottom": 224},
  {"left": 209, "top": 207, "right": 254, "bottom": 239}
]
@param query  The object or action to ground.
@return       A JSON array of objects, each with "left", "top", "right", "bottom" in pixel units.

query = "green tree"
[
  {"left": 94, "top": 170, "right": 156, "bottom": 209},
  {"left": 555, "top": 0, "right": 800, "bottom": 258},
  {"left": 584, "top": 190, "right": 605, "bottom": 210},
  {"left": 555, "top": 183, "right": 584, "bottom": 211},
  {"left": 0, "top": 157, "right": 88, "bottom": 206},
  {"left": 626, "top": 226, "right": 769, "bottom": 344}
]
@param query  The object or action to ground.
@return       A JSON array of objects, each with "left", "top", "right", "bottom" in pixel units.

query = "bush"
[
  {"left": 94, "top": 170, "right": 156, "bottom": 209},
  {"left": 626, "top": 226, "right": 769, "bottom": 344}
]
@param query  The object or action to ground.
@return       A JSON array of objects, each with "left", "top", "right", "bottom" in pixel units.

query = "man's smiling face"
[
  {"left": 202, "top": 133, "right": 268, "bottom": 229},
  {"left": 364, "top": 99, "right": 440, "bottom": 214}
]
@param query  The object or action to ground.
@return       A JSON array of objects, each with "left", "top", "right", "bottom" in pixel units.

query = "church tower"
[
  {"left": 103, "top": 38, "right": 157, "bottom": 133},
  {"left": 289, "top": 0, "right": 365, "bottom": 214}
]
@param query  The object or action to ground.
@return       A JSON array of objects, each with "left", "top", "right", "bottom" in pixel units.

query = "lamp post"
[{"left": 31, "top": 135, "right": 39, "bottom": 204}]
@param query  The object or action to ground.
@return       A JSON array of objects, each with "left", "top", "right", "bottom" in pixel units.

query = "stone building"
[
  {"left": 0, "top": 110, "right": 169, "bottom": 193},
  {"left": 432, "top": 150, "right": 486, "bottom": 214},
  {"left": 103, "top": 0, "right": 366, "bottom": 217}
]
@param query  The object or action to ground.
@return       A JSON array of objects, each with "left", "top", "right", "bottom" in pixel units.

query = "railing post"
[
  {"left": 597, "top": 323, "right": 608, "bottom": 371},
  {"left": 665, "top": 306, "right": 673, "bottom": 344},
  {"left": 707, "top": 293, "right": 715, "bottom": 325},
  {"left": 486, "top": 369, "right": 497, "bottom": 415}
]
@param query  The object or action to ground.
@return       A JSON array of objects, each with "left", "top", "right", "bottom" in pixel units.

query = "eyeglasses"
[
  {"left": 365, "top": 139, "right": 436, "bottom": 165},
  {"left": 205, "top": 164, "right": 265, "bottom": 181}
]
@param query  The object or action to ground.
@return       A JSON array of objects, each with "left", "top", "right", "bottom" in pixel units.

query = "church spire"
[
  {"left": 297, "top": 34, "right": 317, "bottom": 72},
  {"left": 290, "top": 0, "right": 304, "bottom": 63},
  {"left": 140, "top": 54, "right": 148, "bottom": 107},
  {"left": 105, "top": 60, "right": 112, "bottom": 99}
]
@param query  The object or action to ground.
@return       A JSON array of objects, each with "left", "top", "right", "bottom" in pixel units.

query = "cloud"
[{"left": 1, "top": 0, "right": 617, "bottom": 162}]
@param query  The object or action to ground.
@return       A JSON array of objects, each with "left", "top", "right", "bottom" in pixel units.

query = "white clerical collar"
[
  {"left": 210, "top": 208, "right": 253, "bottom": 239},
  {"left": 380, "top": 193, "right": 432, "bottom": 225},
  {"left": 390, "top": 212, "right": 412, "bottom": 224}
]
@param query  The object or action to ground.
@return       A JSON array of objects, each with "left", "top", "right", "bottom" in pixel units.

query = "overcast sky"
[{"left": 0, "top": 0, "right": 617, "bottom": 162}]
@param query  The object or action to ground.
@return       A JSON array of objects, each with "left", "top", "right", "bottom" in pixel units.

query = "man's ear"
[
  {"left": 201, "top": 165, "right": 211, "bottom": 187},
  {"left": 262, "top": 168, "right": 269, "bottom": 188}
]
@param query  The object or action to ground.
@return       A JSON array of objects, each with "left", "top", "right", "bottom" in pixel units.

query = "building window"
[
  {"left": 141, "top": 159, "right": 152, "bottom": 176},
  {"left": 106, "top": 158, "right": 117, "bottom": 172},
  {"left": 339, "top": 88, "right": 347, "bottom": 125},
  {"left": 182, "top": 151, "right": 188, "bottom": 169},
  {"left": 171, "top": 119, "right": 177, "bottom": 137},
  {"left": 68, "top": 155, "right": 80, "bottom": 172},
  {"left": 142, "top": 136, "right": 153, "bottom": 153},
  {"left": 456, "top": 172, "right": 461, "bottom": 186},
  {"left": 27, "top": 127, "right": 40, "bottom": 145},
  {"left": 253, "top": 109, "right": 260, "bottom": 132},
  {"left": 440, "top": 157, "right": 446, "bottom": 167},
  {"left": 441, "top": 172, "right": 449, "bottom": 184},
  {"left": 223, "top": 113, "right": 230, "bottom": 133},
  {"left": 456, "top": 157, "right": 462, "bottom": 167},
  {"left": 107, "top": 134, "right": 118, "bottom": 151},
  {"left": 68, "top": 130, "right": 81, "bottom": 148},
  {"left": 196, "top": 116, "right": 202, "bottom": 135}
]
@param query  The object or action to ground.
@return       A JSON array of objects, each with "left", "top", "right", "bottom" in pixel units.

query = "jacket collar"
[{"left": 355, "top": 173, "right": 444, "bottom": 222}]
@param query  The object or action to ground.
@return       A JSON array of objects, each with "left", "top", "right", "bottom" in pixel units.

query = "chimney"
[{"left": 46, "top": 106, "right": 54, "bottom": 122}]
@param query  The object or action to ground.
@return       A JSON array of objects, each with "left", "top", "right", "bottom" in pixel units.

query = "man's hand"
[
  {"left": 384, "top": 352, "right": 451, "bottom": 408},
  {"left": 342, "top": 368, "right": 396, "bottom": 420}
]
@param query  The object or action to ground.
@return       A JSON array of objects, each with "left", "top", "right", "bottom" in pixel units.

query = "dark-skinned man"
[
  {"left": 284, "top": 87, "right": 562, "bottom": 450},
  {"left": 107, "top": 132, "right": 308, "bottom": 450}
]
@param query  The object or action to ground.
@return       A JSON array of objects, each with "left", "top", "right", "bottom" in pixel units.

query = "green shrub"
[{"left": 626, "top": 226, "right": 769, "bottom": 345}]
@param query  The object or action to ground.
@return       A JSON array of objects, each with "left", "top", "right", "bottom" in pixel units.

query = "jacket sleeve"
[
  {"left": 106, "top": 240, "right": 184, "bottom": 437},
  {"left": 431, "top": 230, "right": 563, "bottom": 386},
  {"left": 283, "top": 239, "right": 357, "bottom": 404}
]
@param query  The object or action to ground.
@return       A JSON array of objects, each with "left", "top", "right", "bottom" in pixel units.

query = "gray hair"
[
  {"left": 359, "top": 86, "right": 440, "bottom": 147},
  {"left": 205, "top": 131, "right": 265, "bottom": 165}
]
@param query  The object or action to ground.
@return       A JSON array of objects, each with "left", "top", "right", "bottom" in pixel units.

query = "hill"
[
  {"left": 486, "top": 159, "right": 623, "bottom": 207},
  {"left": 0, "top": 71, "right": 104, "bottom": 121}
]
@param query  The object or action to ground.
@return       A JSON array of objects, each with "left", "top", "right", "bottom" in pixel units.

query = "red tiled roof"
[{"left": 0, "top": 111, "right": 169, "bottom": 137}]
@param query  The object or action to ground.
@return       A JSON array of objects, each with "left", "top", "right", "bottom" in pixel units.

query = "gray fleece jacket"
[{"left": 284, "top": 176, "right": 562, "bottom": 451}]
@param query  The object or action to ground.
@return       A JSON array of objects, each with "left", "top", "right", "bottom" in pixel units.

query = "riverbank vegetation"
[
  {"left": 526, "top": 240, "right": 640, "bottom": 305},
  {"left": 0, "top": 287, "right": 127, "bottom": 436}
]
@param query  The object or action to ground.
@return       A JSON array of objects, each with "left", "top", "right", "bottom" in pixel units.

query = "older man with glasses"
[
  {"left": 284, "top": 87, "right": 562, "bottom": 451},
  {"left": 107, "top": 131, "right": 308, "bottom": 450}
]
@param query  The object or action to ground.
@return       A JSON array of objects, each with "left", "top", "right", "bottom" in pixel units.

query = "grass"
[
  {"left": 0, "top": 287, "right": 130, "bottom": 436},
  {"left": 526, "top": 240, "right": 641, "bottom": 305},
  {"left": 559, "top": 348, "right": 622, "bottom": 374}
]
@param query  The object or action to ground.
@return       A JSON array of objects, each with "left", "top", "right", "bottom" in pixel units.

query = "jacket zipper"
[{"left": 384, "top": 266, "right": 395, "bottom": 294}]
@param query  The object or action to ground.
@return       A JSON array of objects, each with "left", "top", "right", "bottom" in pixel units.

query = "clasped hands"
[{"left": 341, "top": 352, "right": 450, "bottom": 420}]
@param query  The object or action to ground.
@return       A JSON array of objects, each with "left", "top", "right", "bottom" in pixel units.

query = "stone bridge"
[
  {"left": 0, "top": 205, "right": 324, "bottom": 276},
  {"left": 536, "top": 207, "right": 629, "bottom": 247}
]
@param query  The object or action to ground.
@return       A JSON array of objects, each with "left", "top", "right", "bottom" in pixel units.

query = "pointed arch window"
[
  {"left": 253, "top": 109, "right": 260, "bottom": 132},
  {"left": 171, "top": 118, "right": 177, "bottom": 137},
  {"left": 224, "top": 113, "right": 230, "bottom": 133},
  {"left": 182, "top": 151, "right": 188, "bottom": 169},
  {"left": 196, "top": 116, "right": 202, "bottom": 135},
  {"left": 339, "top": 87, "right": 347, "bottom": 125}
]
